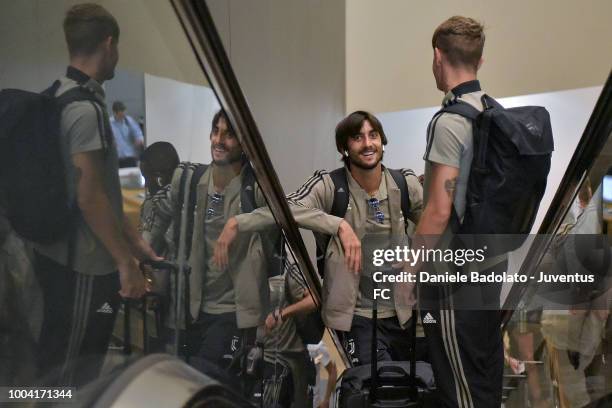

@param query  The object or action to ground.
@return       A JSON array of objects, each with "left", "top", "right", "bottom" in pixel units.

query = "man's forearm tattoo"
[{"left": 444, "top": 177, "right": 457, "bottom": 199}]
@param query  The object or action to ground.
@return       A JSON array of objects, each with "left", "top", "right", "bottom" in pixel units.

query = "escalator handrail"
[{"left": 501, "top": 69, "right": 612, "bottom": 329}]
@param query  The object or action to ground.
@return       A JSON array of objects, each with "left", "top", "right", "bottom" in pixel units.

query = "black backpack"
[
  {"left": 439, "top": 94, "right": 554, "bottom": 251},
  {"left": 315, "top": 167, "right": 413, "bottom": 278},
  {"left": 0, "top": 81, "right": 100, "bottom": 244}
]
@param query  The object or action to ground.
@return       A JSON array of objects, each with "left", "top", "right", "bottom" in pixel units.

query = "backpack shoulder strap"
[
  {"left": 173, "top": 162, "right": 208, "bottom": 258},
  {"left": 185, "top": 164, "right": 208, "bottom": 258},
  {"left": 315, "top": 167, "right": 347, "bottom": 278},
  {"left": 55, "top": 85, "right": 110, "bottom": 151},
  {"left": 481, "top": 94, "right": 503, "bottom": 110},
  {"left": 387, "top": 168, "right": 412, "bottom": 230},
  {"left": 188, "top": 164, "right": 208, "bottom": 210},
  {"left": 440, "top": 96, "right": 501, "bottom": 234},
  {"left": 55, "top": 86, "right": 97, "bottom": 107},
  {"left": 440, "top": 100, "right": 481, "bottom": 121},
  {"left": 175, "top": 162, "right": 191, "bottom": 210},
  {"left": 173, "top": 162, "right": 191, "bottom": 251},
  {"left": 240, "top": 163, "right": 257, "bottom": 213},
  {"left": 41, "top": 80, "right": 62, "bottom": 98},
  {"left": 240, "top": 163, "right": 285, "bottom": 276},
  {"left": 437, "top": 101, "right": 480, "bottom": 234},
  {"left": 329, "top": 167, "right": 349, "bottom": 218}
]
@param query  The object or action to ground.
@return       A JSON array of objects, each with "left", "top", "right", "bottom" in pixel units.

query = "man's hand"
[
  {"left": 122, "top": 215, "right": 163, "bottom": 262},
  {"left": 505, "top": 354, "right": 523, "bottom": 375},
  {"left": 118, "top": 257, "right": 147, "bottom": 299},
  {"left": 264, "top": 310, "right": 283, "bottom": 333},
  {"left": 132, "top": 236, "right": 163, "bottom": 262},
  {"left": 214, "top": 217, "right": 239, "bottom": 269},
  {"left": 338, "top": 220, "right": 361, "bottom": 274}
]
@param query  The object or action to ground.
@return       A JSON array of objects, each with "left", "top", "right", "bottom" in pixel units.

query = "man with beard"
[
  {"left": 215, "top": 111, "right": 423, "bottom": 365},
  {"left": 146, "top": 110, "right": 269, "bottom": 371}
]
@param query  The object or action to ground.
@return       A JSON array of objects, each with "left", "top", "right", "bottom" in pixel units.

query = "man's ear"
[
  {"left": 476, "top": 57, "right": 484, "bottom": 71},
  {"left": 101, "top": 36, "right": 113, "bottom": 52},
  {"left": 433, "top": 47, "right": 443, "bottom": 66}
]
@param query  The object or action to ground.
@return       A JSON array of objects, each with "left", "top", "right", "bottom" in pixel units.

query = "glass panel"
[
  {"left": 503, "top": 130, "right": 612, "bottom": 407},
  {"left": 203, "top": 0, "right": 352, "bottom": 372},
  {"left": 0, "top": 1, "right": 326, "bottom": 406}
]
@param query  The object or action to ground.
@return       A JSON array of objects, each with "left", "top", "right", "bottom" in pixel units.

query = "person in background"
[
  {"left": 256, "top": 262, "right": 317, "bottom": 408},
  {"left": 138, "top": 142, "right": 181, "bottom": 347},
  {"left": 111, "top": 100, "right": 144, "bottom": 168},
  {"left": 307, "top": 341, "right": 337, "bottom": 408},
  {"left": 139, "top": 141, "right": 180, "bottom": 258}
]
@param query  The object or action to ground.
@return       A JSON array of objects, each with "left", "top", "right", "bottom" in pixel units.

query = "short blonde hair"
[{"left": 432, "top": 16, "right": 485, "bottom": 71}]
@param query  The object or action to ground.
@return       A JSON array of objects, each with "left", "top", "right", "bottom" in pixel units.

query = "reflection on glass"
[
  {"left": 504, "top": 140, "right": 612, "bottom": 407},
  {"left": 0, "top": 1, "right": 323, "bottom": 405},
  {"left": 218, "top": 110, "right": 423, "bottom": 368}
]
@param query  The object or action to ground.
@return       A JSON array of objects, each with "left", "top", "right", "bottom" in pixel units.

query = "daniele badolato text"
[{"left": 371, "top": 245, "right": 595, "bottom": 294}]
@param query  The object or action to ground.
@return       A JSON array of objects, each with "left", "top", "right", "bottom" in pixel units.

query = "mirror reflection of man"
[
  {"left": 147, "top": 110, "right": 270, "bottom": 372},
  {"left": 110, "top": 100, "right": 144, "bottom": 168},
  {"left": 216, "top": 111, "right": 424, "bottom": 366},
  {"left": 33, "top": 3, "right": 160, "bottom": 387}
]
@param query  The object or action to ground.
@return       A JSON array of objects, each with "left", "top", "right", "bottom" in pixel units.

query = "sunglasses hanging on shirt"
[
  {"left": 207, "top": 193, "right": 224, "bottom": 218},
  {"left": 367, "top": 197, "right": 385, "bottom": 224}
]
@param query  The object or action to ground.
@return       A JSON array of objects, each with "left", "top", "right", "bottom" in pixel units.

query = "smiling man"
[
  {"left": 216, "top": 111, "right": 424, "bottom": 365},
  {"left": 145, "top": 110, "right": 271, "bottom": 372}
]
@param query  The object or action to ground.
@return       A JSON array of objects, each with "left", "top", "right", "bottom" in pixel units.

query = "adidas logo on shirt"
[
  {"left": 423, "top": 313, "right": 437, "bottom": 324},
  {"left": 96, "top": 302, "right": 114, "bottom": 314},
  {"left": 337, "top": 187, "right": 345, "bottom": 193}
]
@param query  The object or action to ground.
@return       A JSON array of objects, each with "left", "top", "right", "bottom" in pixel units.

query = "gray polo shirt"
[
  {"left": 34, "top": 75, "right": 123, "bottom": 276},
  {"left": 423, "top": 81, "right": 485, "bottom": 221}
]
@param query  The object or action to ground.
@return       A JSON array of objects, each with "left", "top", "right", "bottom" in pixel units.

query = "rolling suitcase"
[
  {"left": 121, "top": 260, "right": 180, "bottom": 355},
  {"left": 335, "top": 285, "right": 437, "bottom": 407}
]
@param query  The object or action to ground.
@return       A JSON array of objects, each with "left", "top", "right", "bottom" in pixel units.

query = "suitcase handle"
[
  {"left": 377, "top": 365, "right": 410, "bottom": 379},
  {"left": 140, "top": 259, "right": 179, "bottom": 273}
]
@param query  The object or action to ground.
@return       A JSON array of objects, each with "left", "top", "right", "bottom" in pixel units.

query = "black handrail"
[
  {"left": 501, "top": 70, "right": 612, "bottom": 328},
  {"left": 169, "top": 0, "right": 350, "bottom": 367}
]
